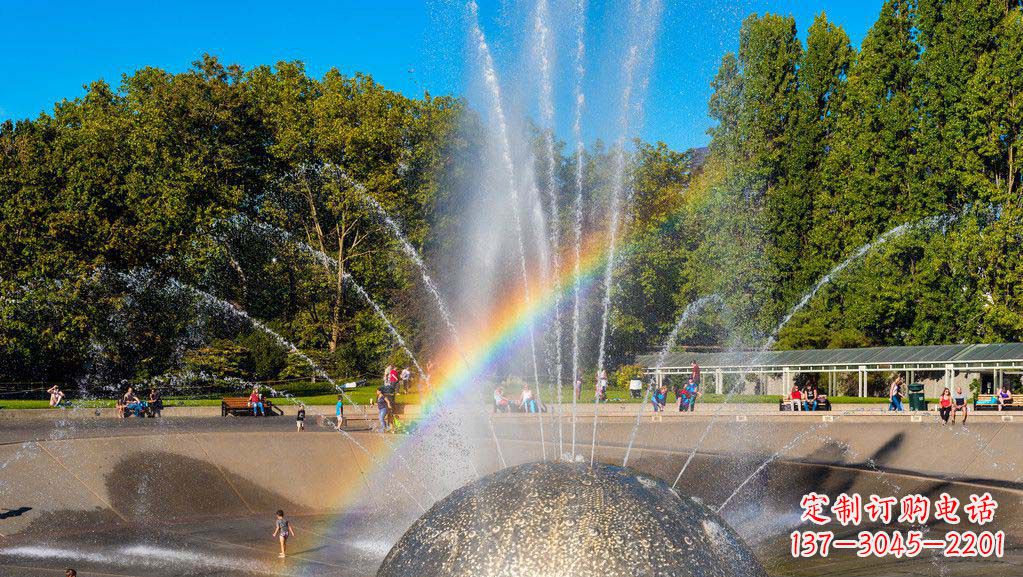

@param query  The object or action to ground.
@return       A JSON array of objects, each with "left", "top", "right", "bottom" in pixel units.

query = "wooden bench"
[
  {"left": 221, "top": 397, "right": 283, "bottom": 417},
  {"left": 973, "top": 400, "right": 1023, "bottom": 412},
  {"left": 779, "top": 399, "right": 832, "bottom": 411}
]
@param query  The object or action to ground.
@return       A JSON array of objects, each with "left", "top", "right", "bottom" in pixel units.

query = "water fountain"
[{"left": 3, "top": 2, "right": 1021, "bottom": 577}]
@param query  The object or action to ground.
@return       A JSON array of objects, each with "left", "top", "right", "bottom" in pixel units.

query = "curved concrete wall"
[{"left": 2, "top": 420, "right": 1020, "bottom": 539}]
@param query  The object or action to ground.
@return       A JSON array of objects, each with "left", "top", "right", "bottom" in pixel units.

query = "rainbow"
[
  {"left": 418, "top": 232, "right": 612, "bottom": 419},
  {"left": 308, "top": 221, "right": 670, "bottom": 559}
]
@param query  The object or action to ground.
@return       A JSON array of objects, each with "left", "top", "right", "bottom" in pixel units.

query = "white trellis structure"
[{"left": 637, "top": 343, "right": 1023, "bottom": 398}]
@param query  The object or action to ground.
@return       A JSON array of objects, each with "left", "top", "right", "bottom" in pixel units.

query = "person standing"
[
  {"left": 684, "top": 378, "right": 701, "bottom": 412},
  {"left": 651, "top": 385, "right": 667, "bottom": 412},
  {"left": 334, "top": 395, "right": 345, "bottom": 430},
  {"left": 596, "top": 370, "right": 608, "bottom": 403},
  {"left": 691, "top": 362, "right": 701, "bottom": 385},
  {"left": 399, "top": 366, "right": 412, "bottom": 394},
  {"left": 295, "top": 405, "right": 306, "bottom": 432},
  {"left": 382, "top": 366, "right": 399, "bottom": 428},
  {"left": 420, "top": 361, "right": 434, "bottom": 400},
  {"left": 272, "top": 509, "right": 295, "bottom": 558},
  {"left": 376, "top": 388, "right": 392, "bottom": 432},
  {"left": 889, "top": 376, "right": 904, "bottom": 412},
  {"left": 574, "top": 377, "right": 582, "bottom": 401},
  {"left": 148, "top": 388, "right": 163, "bottom": 417}
]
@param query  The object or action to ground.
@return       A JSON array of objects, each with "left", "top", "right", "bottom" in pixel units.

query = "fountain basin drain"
[{"left": 378, "top": 461, "right": 767, "bottom": 577}]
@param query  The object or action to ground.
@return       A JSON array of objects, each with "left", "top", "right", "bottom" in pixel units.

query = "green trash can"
[{"left": 908, "top": 382, "right": 927, "bottom": 411}]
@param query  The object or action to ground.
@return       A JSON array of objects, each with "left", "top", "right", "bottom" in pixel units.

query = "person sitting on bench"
[
  {"left": 122, "top": 387, "right": 145, "bottom": 417},
  {"left": 494, "top": 387, "right": 511, "bottom": 413},
  {"left": 520, "top": 384, "right": 538, "bottom": 413},
  {"left": 47, "top": 385, "right": 65, "bottom": 407},
  {"left": 249, "top": 387, "right": 266, "bottom": 416},
  {"left": 996, "top": 385, "right": 1013, "bottom": 411},
  {"left": 803, "top": 385, "right": 818, "bottom": 411},
  {"left": 951, "top": 386, "right": 968, "bottom": 424},
  {"left": 786, "top": 385, "right": 803, "bottom": 411},
  {"left": 938, "top": 387, "right": 953, "bottom": 424}
]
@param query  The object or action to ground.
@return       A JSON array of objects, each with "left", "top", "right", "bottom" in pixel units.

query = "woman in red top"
[
  {"left": 787, "top": 385, "right": 803, "bottom": 411},
  {"left": 938, "top": 387, "right": 952, "bottom": 424},
  {"left": 249, "top": 388, "right": 265, "bottom": 416}
]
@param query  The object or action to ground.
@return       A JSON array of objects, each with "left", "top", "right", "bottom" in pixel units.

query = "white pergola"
[{"left": 637, "top": 343, "right": 1023, "bottom": 397}]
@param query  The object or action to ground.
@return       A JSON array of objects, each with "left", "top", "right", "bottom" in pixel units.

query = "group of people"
[
  {"left": 650, "top": 376, "right": 702, "bottom": 412},
  {"left": 493, "top": 384, "right": 541, "bottom": 413},
  {"left": 936, "top": 386, "right": 971, "bottom": 424},
  {"left": 115, "top": 386, "right": 162, "bottom": 418},
  {"left": 571, "top": 370, "right": 610, "bottom": 403},
  {"left": 785, "top": 383, "right": 827, "bottom": 411},
  {"left": 383, "top": 364, "right": 414, "bottom": 394}
]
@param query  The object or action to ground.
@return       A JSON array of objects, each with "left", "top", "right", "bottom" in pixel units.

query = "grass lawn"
[
  {"left": 0, "top": 389, "right": 421, "bottom": 410},
  {"left": 0, "top": 385, "right": 901, "bottom": 410}
]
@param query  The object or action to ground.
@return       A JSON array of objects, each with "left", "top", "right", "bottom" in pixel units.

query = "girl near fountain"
[
  {"left": 272, "top": 509, "right": 296, "bottom": 558},
  {"left": 335, "top": 395, "right": 344, "bottom": 429},
  {"left": 47, "top": 384, "right": 65, "bottom": 407},
  {"left": 952, "top": 386, "right": 968, "bottom": 424},
  {"left": 939, "top": 388, "right": 953, "bottom": 424}
]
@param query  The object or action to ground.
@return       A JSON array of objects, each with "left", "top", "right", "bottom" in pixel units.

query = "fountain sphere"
[{"left": 377, "top": 461, "right": 767, "bottom": 577}]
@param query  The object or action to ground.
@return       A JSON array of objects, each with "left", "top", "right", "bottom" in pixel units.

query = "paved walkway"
[{"left": 3, "top": 402, "right": 1020, "bottom": 423}]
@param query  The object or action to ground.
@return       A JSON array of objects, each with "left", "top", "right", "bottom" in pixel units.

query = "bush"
[
  {"left": 238, "top": 330, "right": 287, "bottom": 381},
  {"left": 614, "top": 364, "right": 645, "bottom": 390},
  {"left": 183, "top": 340, "right": 254, "bottom": 381}
]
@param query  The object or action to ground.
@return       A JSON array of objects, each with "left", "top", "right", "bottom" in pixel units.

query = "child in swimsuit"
[{"left": 272, "top": 509, "right": 295, "bottom": 558}]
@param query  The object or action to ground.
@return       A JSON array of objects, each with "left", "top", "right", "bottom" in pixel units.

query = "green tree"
[{"left": 770, "top": 14, "right": 853, "bottom": 310}]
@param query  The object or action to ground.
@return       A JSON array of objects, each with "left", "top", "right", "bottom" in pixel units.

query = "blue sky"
[{"left": 0, "top": 0, "right": 882, "bottom": 151}]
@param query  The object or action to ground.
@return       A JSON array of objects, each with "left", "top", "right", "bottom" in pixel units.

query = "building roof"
[{"left": 637, "top": 343, "right": 1023, "bottom": 371}]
